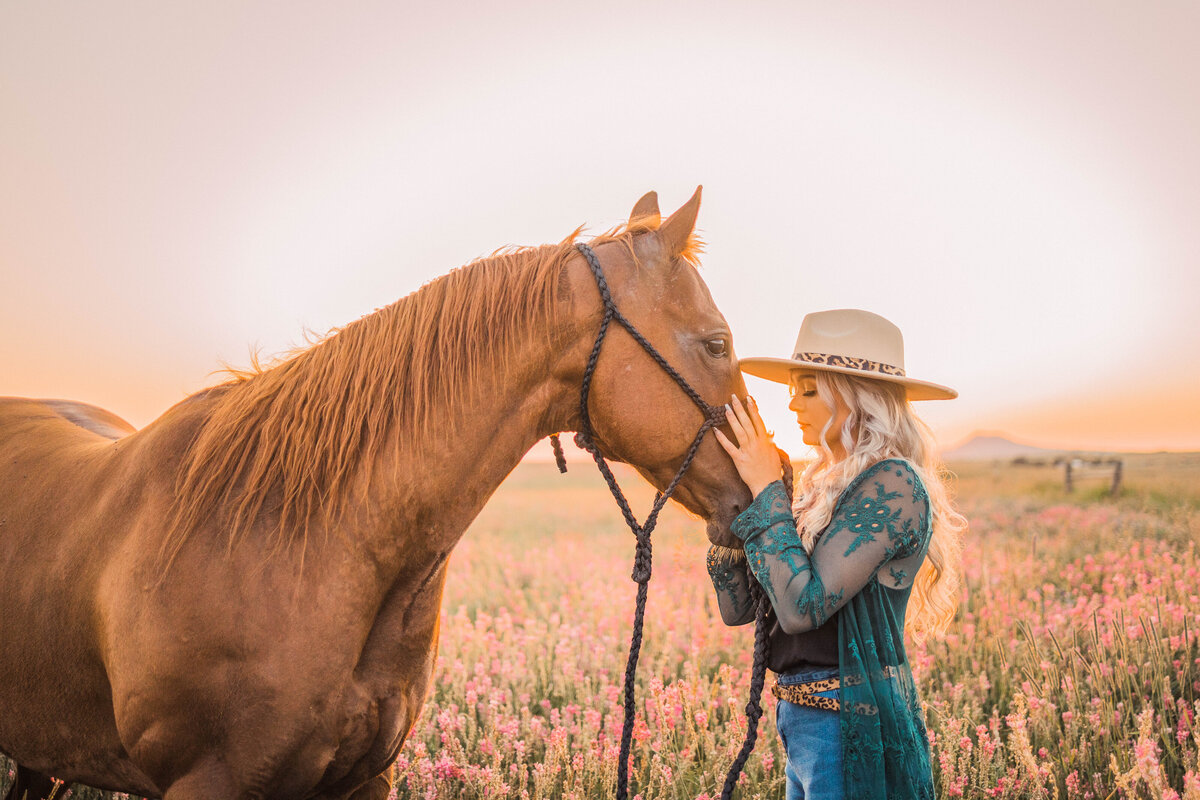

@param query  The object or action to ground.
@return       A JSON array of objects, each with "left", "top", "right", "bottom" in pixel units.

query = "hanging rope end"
[{"left": 549, "top": 434, "right": 568, "bottom": 473}]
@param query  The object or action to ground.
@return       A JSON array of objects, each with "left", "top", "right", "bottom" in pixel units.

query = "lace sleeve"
[
  {"left": 705, "top": 545, "right": 756, "bottom": 626},
  {"left": 731, "top": 460, "right": 930, "bottom": 635}
]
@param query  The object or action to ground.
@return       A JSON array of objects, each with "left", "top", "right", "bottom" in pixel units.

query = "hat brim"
[{"left": 738, "top": 356, "right": 958, "bottom": 401}]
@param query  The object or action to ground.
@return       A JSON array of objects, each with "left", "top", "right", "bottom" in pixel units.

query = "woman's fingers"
[
  {"left": 718, "top": 397, "right": 782, "bottom": 493},
  {"left": 713, "top": 427, "right": 737, "bottom": 455},
  {"left": 745, "top": 396, "right": 768, "bottom": 438},
  {"left": 732, "top": 395, "right": 762, "bottom": 437},
  {"left": 724, "top": 403, "right": 748, "bottom": 443},
  {"left": 730, "top": 396, "right": 764, "bottom": 442},
  {"left": 728, "top": 397, "right": 752, "bottom": 436}
]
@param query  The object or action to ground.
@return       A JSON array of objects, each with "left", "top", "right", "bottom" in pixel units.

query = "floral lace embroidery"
[
  {"left": 706, "top": 545, "right": 753, "bottom": 619},
  {"left": 824, "top": 480, "right": 905, "bottom": 556}
]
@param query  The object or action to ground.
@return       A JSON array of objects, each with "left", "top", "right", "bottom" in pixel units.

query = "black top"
[{"left": 767, "top": 608, "right": 838, "bottom": 671}]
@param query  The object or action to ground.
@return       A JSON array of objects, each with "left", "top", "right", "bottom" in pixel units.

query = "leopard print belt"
[
  {"left": 770, "top": 676, "right": 842, "bottom": 711},
  {"left": 770, "top": 666, "right": 901, "bottom": 715}
]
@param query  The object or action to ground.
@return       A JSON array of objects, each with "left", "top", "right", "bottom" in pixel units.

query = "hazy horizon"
[{"left": 521, "top": 427, "right": 1198, "bottom": 466}]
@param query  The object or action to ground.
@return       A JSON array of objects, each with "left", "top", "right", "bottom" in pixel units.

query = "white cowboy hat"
[{"left": 737, "top": 309, "right": 957, "bottom": 401}]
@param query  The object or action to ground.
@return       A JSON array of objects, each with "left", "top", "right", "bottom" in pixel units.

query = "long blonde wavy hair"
[{"left": 789, "top": 369, "right": 966, "bottom": 641}]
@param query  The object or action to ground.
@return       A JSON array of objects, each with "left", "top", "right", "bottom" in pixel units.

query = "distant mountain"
[{"left": 941, "top": 432, "right": 1059, "bottom": 461}]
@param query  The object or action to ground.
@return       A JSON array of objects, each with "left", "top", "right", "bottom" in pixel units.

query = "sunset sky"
[{"left": 2, "top": 2, "right": 1198, "bottom": 459}]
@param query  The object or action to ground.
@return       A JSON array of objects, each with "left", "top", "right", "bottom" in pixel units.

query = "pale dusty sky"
[{"left": 2, "top": 1, "right": 1198, "bottom": 458}]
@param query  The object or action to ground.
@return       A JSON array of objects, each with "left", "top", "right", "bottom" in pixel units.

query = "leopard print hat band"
[{"left": 792, "top": 351, "right": 906, "bottom": 378}]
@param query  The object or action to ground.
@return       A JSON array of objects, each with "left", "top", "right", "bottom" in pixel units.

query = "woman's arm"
[
  {"left": 733, "top": 460, "right": 929, "bottom": 635},
  {"left": 705, "top": 545, "right": 757, "bottom": 626}
]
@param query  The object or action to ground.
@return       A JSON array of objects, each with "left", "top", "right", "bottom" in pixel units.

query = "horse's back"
[
  {"left": 0, "top": 397, "right": 136, "bottom": 443},
  {"left": 40, "top": 399, "right": 136, "bottom": 439},
  {"left": 0, "top": 397, "right": 131, "bottom": 531}
]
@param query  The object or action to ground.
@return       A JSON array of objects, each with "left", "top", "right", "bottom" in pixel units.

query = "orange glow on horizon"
[{"left": 972, "top": 372, "right": 1200, "bottom": 453}]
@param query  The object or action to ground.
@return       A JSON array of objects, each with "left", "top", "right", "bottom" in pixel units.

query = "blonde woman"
[{"left": 707, "top": 309, "right": 965, "bottom": 800}]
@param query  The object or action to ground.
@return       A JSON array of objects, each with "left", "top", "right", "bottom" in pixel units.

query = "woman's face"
[{"left": 787, "top": 370, "right": 851, "bottom": 457}]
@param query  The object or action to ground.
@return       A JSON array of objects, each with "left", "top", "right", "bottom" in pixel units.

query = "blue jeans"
[{"left": 774, "top": 665, "right": 844, "bottom": 800}]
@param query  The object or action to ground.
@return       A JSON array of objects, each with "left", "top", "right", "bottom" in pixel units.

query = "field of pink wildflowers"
[
  {"left": 6, "top": 457, "right": 1199, "bottom": 800},
  {"left": 392, "top": 461, "right": 1200, "bottom": 800}
]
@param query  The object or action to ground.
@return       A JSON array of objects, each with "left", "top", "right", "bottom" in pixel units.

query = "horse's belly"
[
  {"left": 0, "top": 700, "right": 159, "bottom": 798},
  {"left": 0, "top": 566, "right": 160, "bottom": 794},
  {"left": 0, "top": 626, "right": 161, "bottom": 794}
]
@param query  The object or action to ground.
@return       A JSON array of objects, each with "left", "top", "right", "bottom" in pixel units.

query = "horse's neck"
[{"left": 352, "top": 319, "right": 583, "bottom": 578}]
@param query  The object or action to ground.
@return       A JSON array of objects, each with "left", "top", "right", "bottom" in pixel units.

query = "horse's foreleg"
[
  {"left": 336, "top": 765, "right": 394, "bottom": 800},
  {"left": 2, "top": 764, "right": 63, "bottom": 800},
  {"left": 158, "top": 759, "right": 237, "bottom": 800}
]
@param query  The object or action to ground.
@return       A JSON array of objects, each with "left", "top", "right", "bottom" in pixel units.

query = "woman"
[{"left": 707, "top": 309, "right": 965, "bottom": 800}]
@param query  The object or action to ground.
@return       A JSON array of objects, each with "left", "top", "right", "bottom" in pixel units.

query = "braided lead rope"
[
  {"left": 547, "top": 241, "right": 779, "bottom": 800},
  {"left": 719, "top": 449, "right": 791, "bottom": 800},
  {"left": 568, "top": 242, "right": 725, "bottom": 799},
  {"left": 550, "top": 434, "right": 568, "bottom": 473}
]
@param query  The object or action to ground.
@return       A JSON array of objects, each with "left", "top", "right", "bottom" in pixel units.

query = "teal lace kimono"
[{"left": 707, "top": 458, "right": 936, "bottom": 799}]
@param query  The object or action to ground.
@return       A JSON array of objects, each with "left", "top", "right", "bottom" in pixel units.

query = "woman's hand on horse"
[{"left": 713, "top": 395, "right": 780, "bottom": 499}]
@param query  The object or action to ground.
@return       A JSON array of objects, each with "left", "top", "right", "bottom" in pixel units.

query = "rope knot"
[
  {"left": 573, "top": 432, "right": 598, "bottom": 455},
  {"left": 630, "top": 531, "right": 652, "bottom": 584}
]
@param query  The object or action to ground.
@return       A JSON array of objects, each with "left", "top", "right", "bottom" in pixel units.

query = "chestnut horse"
[{"left": 0, "top": 189, "right": 751, "bottom": 800}]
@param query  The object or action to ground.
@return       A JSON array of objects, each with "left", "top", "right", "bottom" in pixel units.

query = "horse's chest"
[
  {"left": 328, "top": 684, "right": 419, "bottom": 780},
  {"left": 317, "top": 597, "right": 443, "bottom": 793}
]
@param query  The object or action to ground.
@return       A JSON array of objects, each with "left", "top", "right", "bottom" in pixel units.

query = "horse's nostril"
[{"left": 733, "top": 504, "right": 742, "bottom": 515}]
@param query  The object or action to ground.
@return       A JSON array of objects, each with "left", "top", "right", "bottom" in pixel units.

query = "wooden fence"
[{"left": 1063, "top": 458, "right": 1123, "bottom": 496}]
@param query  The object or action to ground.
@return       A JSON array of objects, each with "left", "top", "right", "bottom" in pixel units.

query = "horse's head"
[{"left": 561, "top": 188, "right": 754, "bottom": 547}]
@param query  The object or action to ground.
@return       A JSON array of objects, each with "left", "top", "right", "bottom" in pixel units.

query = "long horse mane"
[{"left": 164, "top": 220, "right": 700, "bottom": 564}]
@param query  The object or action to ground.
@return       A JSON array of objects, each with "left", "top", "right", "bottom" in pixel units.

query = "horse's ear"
[
  {"left": 658, "top": 186, "right": 702, "bottom": 257},
  {"left": 628, "top": 191, "right": 661, "bottom": 232}
]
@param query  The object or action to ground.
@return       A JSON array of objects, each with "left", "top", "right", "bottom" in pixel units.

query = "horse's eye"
[{"left": 705, "top": 337, "right": 728, "bottom": 358}]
